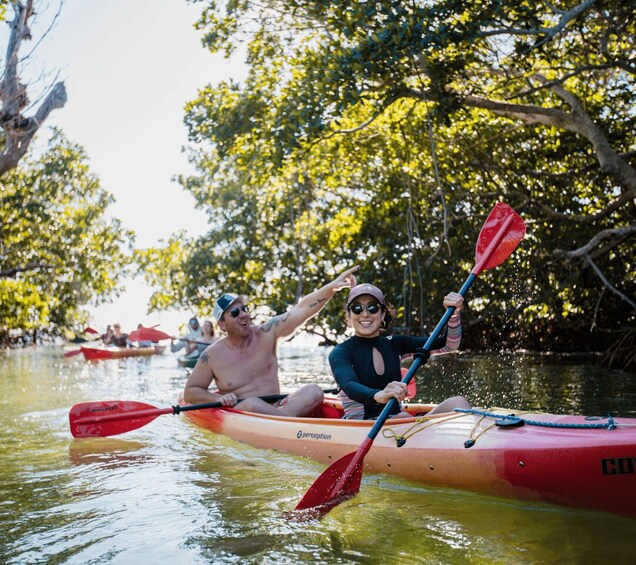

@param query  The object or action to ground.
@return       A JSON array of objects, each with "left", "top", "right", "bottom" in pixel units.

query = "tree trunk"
[{"left": 0, "top": 0, "right": 67, "bottom": 176}]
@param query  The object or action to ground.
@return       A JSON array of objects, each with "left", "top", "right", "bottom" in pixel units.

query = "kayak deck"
[{"left": 183, "top": 398, "right": 636, "bottom": 519}]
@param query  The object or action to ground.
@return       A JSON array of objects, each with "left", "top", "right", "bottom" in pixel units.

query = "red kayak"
[
  {"left": 80, "top": 345, "right": 165, "bottom": 360},
  {"left": 183, "top": 398, "right": 636, "bottom": 518}
]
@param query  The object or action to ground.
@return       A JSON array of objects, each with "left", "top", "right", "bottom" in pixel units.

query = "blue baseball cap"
[{"left": 213, "top": 293, "right": 248, "bottom": 321}]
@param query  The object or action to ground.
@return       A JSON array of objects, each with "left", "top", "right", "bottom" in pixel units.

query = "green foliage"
[
  {"left": 0, "top": 129, "right": 135, "bottom": 333},
  {"left": 143, "top": 0, "right": 634, "bottom": 364}
]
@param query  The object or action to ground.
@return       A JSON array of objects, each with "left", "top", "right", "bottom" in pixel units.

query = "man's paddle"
[
  {"left": 69, "top": 395, "right": 288, "bottom": 438},
  {"left": 293, "top": 201, "right": 526, "bottom": 518}
]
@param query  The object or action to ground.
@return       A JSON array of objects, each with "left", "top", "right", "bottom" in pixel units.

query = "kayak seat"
[
  {"left": 338, "top": 390, "right": 365, "bottom": 420},
  {"left": 312, "top": 401, "right": 344, "bottom": 419}
]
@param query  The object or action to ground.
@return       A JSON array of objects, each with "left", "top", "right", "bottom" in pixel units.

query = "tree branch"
[
  {"left": 585, "top": 255, "right": 636, "bottom": 310},
  {"left": 477, "top": 0, "right": 598, "bottom": 50},
  {"left": 0, "top": 0, "right": 67, "bottom": 176},
  {"left": 532, "top": 189, "right": 636, "bottom": 224},
  {"left": 0, "top": 262, "right": 52, "bottom": 278},
  {"left": 553, "top": 225, "right": 636, "bottom": 260}
]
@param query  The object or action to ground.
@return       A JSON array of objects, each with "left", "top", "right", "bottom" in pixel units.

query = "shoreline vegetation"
[{"left": 2, "top": 327, "right": 632, "bottom": 374}]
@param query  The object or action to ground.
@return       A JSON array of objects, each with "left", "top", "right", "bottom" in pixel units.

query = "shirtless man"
[{"left": 183, "top": 266, "right": 359, "bottom": 416}]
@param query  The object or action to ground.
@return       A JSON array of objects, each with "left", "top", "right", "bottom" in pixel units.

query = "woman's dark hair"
[{"left": 380, "top": 302, "right": 396, "bottom": 331}]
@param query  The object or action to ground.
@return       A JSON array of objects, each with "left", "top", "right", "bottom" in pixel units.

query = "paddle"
[
  {"left": 64, "top": 327, "right": 104, "bottom": 357},
  {"left": 293, "top": 201, "right": 526, "bottom": 518},
  {"left": 69, "top": 394, "right": 288, "bottom": 438},
  {"left": 136, "top": 325, "right": 211, "bottom": 347}
]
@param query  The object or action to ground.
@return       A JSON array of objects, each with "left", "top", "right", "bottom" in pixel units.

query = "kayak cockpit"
[{"left": 308, "top": 397, "right": 438, "bottom": 421}]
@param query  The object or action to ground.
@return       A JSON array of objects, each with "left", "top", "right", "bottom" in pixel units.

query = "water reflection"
[
  {"left": 414, "top": 353, "right": 636, "bottom": 417},
  {"left": 0, "top": 346, "right": 634, "bottom": 564},
  {"left": 68, "top": 438, "right": 149, "bottom": 467}
]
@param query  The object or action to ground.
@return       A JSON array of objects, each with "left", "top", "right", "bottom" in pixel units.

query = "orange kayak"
[
  {"left": 80, "top": 345, "right": 165, "bottom": 360},
  {"left": 183, "top": 398, "right": 636, "bottom": 518}
]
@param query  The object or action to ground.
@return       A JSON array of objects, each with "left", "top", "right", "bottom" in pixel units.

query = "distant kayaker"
[
  {"left": 183, "top": 266, "right": 360, "bottom": 416},
  {"left": 170, "top": 317, "right": 202, "bottom": 358},
  {"left": 329, "top": 283, "right": 471, "bottom": 420},
  {"left": 101, "top": 325, "right": 113, "bottom": 344},
  {"left": 104, "top": 323, "right": 129, "bottom": 348},
  {"left": 134, "top": 323, "right": 153, "bottom": 347},
  {"left": 195, "top": 320, "right": 219, "bottom": 353}
]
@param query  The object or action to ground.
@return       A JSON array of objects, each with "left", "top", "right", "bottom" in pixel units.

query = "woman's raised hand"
[{"left": 443, "top": 291, "right": 464, "bottom": 311}]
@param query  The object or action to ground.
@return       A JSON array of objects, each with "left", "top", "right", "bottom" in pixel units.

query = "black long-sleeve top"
[{"left": 328, "top": 333, "right": 446, "bottom": 419}]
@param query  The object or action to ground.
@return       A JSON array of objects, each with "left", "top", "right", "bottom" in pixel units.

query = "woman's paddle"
[
  {"left": 293, "top": 201, "right": 526, "bottom": 518},
  {"left": 69, "top": 395, "right": 288, "bottom": 438}
]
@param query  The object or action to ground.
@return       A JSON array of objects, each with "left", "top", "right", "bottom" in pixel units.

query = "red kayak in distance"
[{"left": 80, "top": 345, "right": 165, "bottom": 360}]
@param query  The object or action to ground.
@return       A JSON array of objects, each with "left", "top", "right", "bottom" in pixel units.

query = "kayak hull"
[
  {"left": 183, "top": 399, "right": 636, "bottom": 518},
  {"left": 81, "top": 345, "right": 165, "bottom": 360},
  {"left": 177, "top": 355, "right": 199, "bottom": 368}
]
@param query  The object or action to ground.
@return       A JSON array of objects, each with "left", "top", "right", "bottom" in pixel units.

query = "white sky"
[{"left": 5, "top": 0, "right": 245, "bottom": 335}]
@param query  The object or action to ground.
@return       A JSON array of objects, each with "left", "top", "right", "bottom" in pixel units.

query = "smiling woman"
[{"left": 330, "top": 283, "right": 470, "bottom": 421}]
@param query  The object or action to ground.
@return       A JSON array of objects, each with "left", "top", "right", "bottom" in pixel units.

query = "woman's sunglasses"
[
  {"left": 228, "top": 305, "right": 249, "bottom": 318},
  {"left": 349, "top": 302, "right": 382, "bottom": 315}
]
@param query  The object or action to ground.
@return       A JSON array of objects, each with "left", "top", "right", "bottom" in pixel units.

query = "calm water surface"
[{"left": 1, "top": 345, "right": 635, "bottom": 564}]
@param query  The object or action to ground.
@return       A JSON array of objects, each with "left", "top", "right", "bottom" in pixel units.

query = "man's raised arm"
[{"left": 264, "top": 265, "right": 359, "bottom": 340}]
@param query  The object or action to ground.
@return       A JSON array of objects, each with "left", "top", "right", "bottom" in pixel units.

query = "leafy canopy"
[
  {"left": 0, "top": 129, "right": 135, "bottom": 333},
  {"left": 144, "top": 0, "right": 634, "bottom": 364}
]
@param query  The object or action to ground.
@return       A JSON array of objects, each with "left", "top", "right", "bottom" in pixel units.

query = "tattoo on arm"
[
  {"left": 308, "top": 297, "right": 327, "bottom": 309},
  {"left": 200, "top": 353, "right": 210, "bottom": 365},
  {"left": 262, "top": 313, "right": 290, "bottom": 333}
]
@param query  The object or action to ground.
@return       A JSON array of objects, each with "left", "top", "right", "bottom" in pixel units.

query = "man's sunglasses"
[
  {"left": 349, "top": 302, "right": 383, "bottom": 315},
  {"left": 228, "top": 305, "right": 249, "bottom": 318}
]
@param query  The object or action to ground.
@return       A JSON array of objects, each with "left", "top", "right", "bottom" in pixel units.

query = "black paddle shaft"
[{"left": 172, "top": 394, "right": 288, "bottom": 414}]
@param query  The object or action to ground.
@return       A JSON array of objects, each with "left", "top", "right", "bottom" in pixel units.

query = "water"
[{"left": 1, "top": 345, "right": 635, "bottom": 564}]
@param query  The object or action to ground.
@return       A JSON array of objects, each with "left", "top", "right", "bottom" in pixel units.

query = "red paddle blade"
[
  {"left": 69, "top": 400, "right": 170, "bottom": 438},
  {"left": 473, "top": 202, "right": 525, "bottom": 275},
  {"left": 84, "top": 326, "right": 99, "bottom": 334},
  {"left": 138, "top": 326, "right": 172, "bottom": 341},
  {"left": 402, "top": 367, "right": 417, "bottom": 399},
  {"left": 64, "top": 348, "right": 83, "bottom": 358},
  {"left": 406, "top": 379, "right": 416, "bottom": 399},
  {"left": 293, "top": 437, "right": 373, "bottom": 518}
]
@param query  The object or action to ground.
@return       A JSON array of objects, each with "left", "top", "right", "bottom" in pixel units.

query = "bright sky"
[{"left": 7, "top": 0, "right": 245, "bottom": 335}]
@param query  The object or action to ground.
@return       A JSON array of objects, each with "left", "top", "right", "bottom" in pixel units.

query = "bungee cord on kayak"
[
  {"left": 455, "top": 409, "right": 618, "bottom": 431},
  {"left": 380, "top": 408, "right": 623, "bottom": 452}
]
